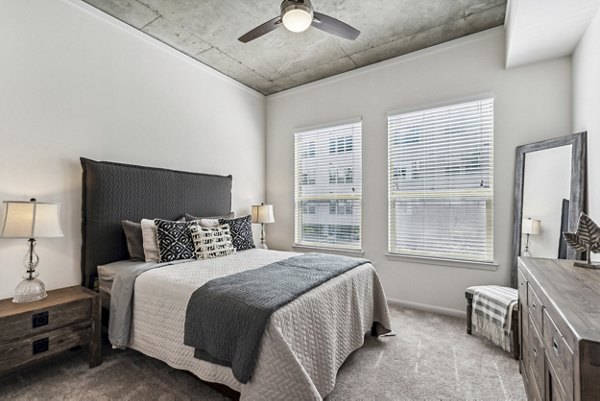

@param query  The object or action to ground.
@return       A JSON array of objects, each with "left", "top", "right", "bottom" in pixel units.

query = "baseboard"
[{"left": 387, "top": 297, "right": 466, "bottom": 319}]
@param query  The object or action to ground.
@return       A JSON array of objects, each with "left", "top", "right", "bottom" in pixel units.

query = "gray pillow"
[
  {"left": 185, "top": 212, "right": 234, "bottom": 221},
  {"left": 121, "top": 220, "right": 145, "bottom": 261}
]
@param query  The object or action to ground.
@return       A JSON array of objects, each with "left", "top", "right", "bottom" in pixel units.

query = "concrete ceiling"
[{"left": 82, "top": 0, "right": 507, "bottom": 95}]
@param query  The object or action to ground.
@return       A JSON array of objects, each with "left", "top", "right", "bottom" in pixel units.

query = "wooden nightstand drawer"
[
  {"left": 0, "top": 299, "right": 90, "bottom": 342},
  {"left": 0, "top": 286, "right": 102, "bottom": 375},
  {"left": 0, "top": 321, "right": 90, "bottom": 375}
]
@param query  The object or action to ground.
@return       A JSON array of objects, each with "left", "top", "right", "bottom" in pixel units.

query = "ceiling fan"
[{"left": 238, "top": 0, "right": 360, "bottom": 43}]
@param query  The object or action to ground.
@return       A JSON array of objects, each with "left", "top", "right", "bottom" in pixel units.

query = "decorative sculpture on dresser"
[{"left": 563, "top": 212, "right": 600, "bottom": 269}]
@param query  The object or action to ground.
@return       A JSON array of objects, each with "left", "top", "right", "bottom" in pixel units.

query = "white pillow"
[
  {"left": 141, "top": 219, "right": 159, "bottom": 262},
  {"left": 199, "top": 218, "right": 220, "bottom": 228},
  {"left": 190, "top": 224, "right": 236, "bottom": 260}
]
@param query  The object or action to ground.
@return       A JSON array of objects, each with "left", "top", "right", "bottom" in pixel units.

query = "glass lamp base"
[{"left": 13, "top": 277, "right": 47, "bottom": 303}]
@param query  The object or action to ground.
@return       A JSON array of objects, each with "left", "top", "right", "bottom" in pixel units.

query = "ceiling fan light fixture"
[
  {"left": 281, "top": 1, "right": 313, "bottom": 33},
  {"left": 238, "top": 0, "right": 359, "bottom": 43}
]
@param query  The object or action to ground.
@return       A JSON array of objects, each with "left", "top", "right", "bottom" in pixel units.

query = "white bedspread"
[{"left": 127, "top": 249, "right": 391, "bottom": 401}]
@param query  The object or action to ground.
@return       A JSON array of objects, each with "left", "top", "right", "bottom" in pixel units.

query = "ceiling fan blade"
[
  {"left": 238, "top": 16, "right": 282, "bottom": 43},
  {"left": 312, "top": 11, "right": 360, "bottom": 40}
]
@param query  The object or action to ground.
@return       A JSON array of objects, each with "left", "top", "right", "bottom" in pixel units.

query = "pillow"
[
  {"left": 185, "top": 212, "right": 234, "bottom": 222},
  {"left": 121, "top": 220, "right": 145, "bottom": 261},
  {"left": 140, "top": 217, "right": 186, "bottom": 262},
  {"left": 141, "top": 219, "right": 160, "bottom": 262},
  {"left": 190, "top": 224, "right": 236, "bottom": 259},
  {"left": 154, "top": 219, "right": 196, "bottom": 262},
  {"left": 218, "top": 215, "right": 255, "bottom": 251},
  {"left": 196, "top": 218, "right": 220, "bottom": 228}
]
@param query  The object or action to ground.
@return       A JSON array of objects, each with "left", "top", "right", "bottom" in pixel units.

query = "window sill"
[
  {"left": 384, "top": 253, "right": 498, "bottom": 271},
  {"left": 293, "top": 244, "right": 365, "bottom": 257}
]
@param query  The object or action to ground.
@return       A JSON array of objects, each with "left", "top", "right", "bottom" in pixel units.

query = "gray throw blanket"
[
  {"left": 109, "top": 259, "right": 189, "bottom": 348},
  {"left": 183, "top": 253, "right": 369, "bottom": 384}
]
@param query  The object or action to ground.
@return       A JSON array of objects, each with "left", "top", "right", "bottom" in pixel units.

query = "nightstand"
[{"left": 0, "top": 285, "right": 101, "bottom": 375}]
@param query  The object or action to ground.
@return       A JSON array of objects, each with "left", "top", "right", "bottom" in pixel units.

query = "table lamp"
[
  {"left": 1, "top": 199, "right": 63, "bottom": 303},
  {"left": 522, "top": 218, "right": 541, "bottom": 256},
  {"left": 251, "top": 203, "right": 275, "bottom": 249}
]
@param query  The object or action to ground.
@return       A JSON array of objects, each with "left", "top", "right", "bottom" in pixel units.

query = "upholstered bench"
[{"left": 465, "top": 286, "right": 519, "bottom": 360}]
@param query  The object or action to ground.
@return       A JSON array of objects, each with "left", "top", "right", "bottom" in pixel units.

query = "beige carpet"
[{"left": 0, "top": 305, "right": 526, "bottom": 400}]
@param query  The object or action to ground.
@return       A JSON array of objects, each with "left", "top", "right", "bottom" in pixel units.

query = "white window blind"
[
  {"left": 295, "top": 121, "right": 362, "bottom": 250},
  {"left": 388, "top": 98, "right": 494, "bottom": 262}
]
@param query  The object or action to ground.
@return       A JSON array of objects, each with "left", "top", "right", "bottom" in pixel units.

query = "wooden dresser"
[
  {"left": 518, "top": 257, "right": 600, "bottom": 401},
  {"left": 0, "top": 286, "right": 101, "bottom": 375}
]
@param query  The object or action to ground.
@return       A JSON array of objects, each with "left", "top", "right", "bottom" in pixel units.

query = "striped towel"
[{"left": 472, "top": 286, "right": 518, "bottom": 352}]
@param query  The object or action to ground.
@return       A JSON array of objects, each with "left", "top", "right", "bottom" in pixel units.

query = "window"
[
  {"left": 300, "top": 171, "right": 316, "bottom": 185},
  {"left": 302, "top": 141, "right": 316, "bottom": 158},
  {"left": 329, "top": 200, "right": 353, "bottom": 215},
  {"left": 328, "top": 167, "right": 354, "bottom": 184},
  {"left": 295, "top": 121, "right": 362, "bottom": 250},
  {"left": 329, "top": 136, "right": 353, "bottom": 154},
  {"left": 388, "top": 98, "right": 494, "bottom": 262},
  {"left": 303, "top": 201, "right": 317, "bottom": 215}
]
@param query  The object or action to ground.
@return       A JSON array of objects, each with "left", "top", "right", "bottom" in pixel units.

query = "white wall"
[
  {"left": 266, "top": 28, "right": 572, "bottom": 315},
  {"left": 0, "top": 0, "right": 266, "bottom": 299},
  {"left": 573, "top": 8, "right": 600, "bottom": 262}
]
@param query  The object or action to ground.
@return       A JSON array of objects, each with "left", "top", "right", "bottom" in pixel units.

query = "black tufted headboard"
[{"left": 80, "top": 157, "right": 232, "bottom": 288}]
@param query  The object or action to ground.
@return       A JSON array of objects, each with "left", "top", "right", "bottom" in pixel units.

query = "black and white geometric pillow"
[
  {"left": 190, "top": 224, "right": 236, "bottom": 259},
  {"left": 218, "top": 215, "right": 255, "bottom": 251},
  {"left": 154, "top": 219, "right": 196, "bottom": 262}
]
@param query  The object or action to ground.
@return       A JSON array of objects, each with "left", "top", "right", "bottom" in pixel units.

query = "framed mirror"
[{"left": 511, "top": 132, "right": 587, "bottom": 287}]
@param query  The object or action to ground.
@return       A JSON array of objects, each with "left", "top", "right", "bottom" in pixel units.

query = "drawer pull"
[
  {"left": 533, "top": 346, "right": 537, "bottom": 356},
  {"left": 532, "top": 302, "right": 536, "bottom": 310},
  {"left": 553, "top": 338, "right": 559, "bottom": 354},
  {"left": 32, "top": 338, "right": 49, "bottom": 355},
  {"left": 32, "top": 311, "right": 49, "bottom": 328}
]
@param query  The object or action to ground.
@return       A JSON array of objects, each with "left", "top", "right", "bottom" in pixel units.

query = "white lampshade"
[
  {"left": 251, "top": 204, "right": 275, "bottom": 224},
  {"left": 522, "top": 218, "right": 541, "bottom": 235},
  {"left": 282, "top": 9, "right": 313, "bottom": 32},
  {"left": 1, "top": 200, "right": 63, "bottom": 239}
]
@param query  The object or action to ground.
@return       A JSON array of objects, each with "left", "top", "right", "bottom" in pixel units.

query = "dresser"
[
  {"left": 0, "top": 286, "right": 101, "bottom": 375},
  {"left": 518, "top": 257, "right": 600, "bottom": 401}
]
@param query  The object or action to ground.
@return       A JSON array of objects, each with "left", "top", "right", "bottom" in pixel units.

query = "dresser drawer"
[
  {"left": 518, "top": 270, "right": 528, "bottom": 306},
  {"left": 529, "top": 315, "right": 545, "bottom": 398},
  {"left": 527, "top": 283, "right": 543, "bottom": 332},
  {"left": 0, "top": 299, "right": 91, "bottom": 343},
  {"left": 521, "top": 303, "right": 531, "bottom": 377},
  {"left": 544, "top": 310, "right": 574, "bottom": 401},
  {"left": 0, "top": 321, "right": 90, "bottom": 375},
  {"left": 547, "top": 355, "right": 570, "bottom": 401}
]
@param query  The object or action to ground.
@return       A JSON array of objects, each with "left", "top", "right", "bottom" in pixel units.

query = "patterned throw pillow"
[
  {"left": 190, "top": 224, "right": 236, "bottom": 259},
  {"left": 218, "top": 215, "right": 255, "bottom": 251},
  {"left": 154, "top": 219, "right": 196, "bottom": 262}
]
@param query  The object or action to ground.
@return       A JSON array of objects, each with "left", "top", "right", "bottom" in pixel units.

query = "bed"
[{"left": 81, "top": 157, "right": 391, "bottom": 401}]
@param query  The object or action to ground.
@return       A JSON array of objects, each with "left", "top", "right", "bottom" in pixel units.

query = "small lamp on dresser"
[
  {"left": 1, "top": 198, "right": 63, "bottom": 303},
  {"left": 251, "top": 203, "right": 275, "bottom": 249},
  {"left": 521, "top": 217, "right": 541, "bottom": 256}
]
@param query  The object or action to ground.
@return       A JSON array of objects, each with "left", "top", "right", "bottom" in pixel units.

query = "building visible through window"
[
  {"left": 295, "top": 121, "right": 362, "bottom": 250},
  {"left": 388, "top": 98, "right": 494, "bottom": 262}
]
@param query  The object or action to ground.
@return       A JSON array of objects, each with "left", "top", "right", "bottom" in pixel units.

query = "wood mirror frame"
[{"left": 511, "top": 132, "right": 587, "bottom": 287}]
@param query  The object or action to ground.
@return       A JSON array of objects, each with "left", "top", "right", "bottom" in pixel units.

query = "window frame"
[
  {"left": 387, "top": 96, "right": 495, "bottom": 264},
  {"left": 294, "top": 118, "right": 363, "bottom": 252}
]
